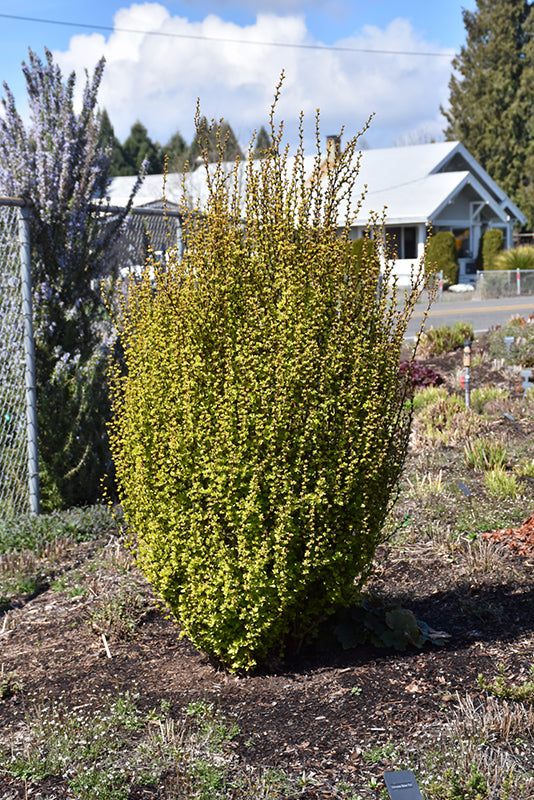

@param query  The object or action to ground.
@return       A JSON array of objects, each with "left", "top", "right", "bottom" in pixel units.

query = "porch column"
[
  {"left": 471, "top": 223, "right": 482, "bottom": 259},
  {"left": 505, "top": 222, "right": 513, "bottom": 250},
  {"left": 417, "top": 224, "right": 426, "bottom": 260}
]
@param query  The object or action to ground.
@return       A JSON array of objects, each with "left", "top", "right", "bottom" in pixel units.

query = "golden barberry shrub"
[{"left": 109, "top": 98, "right": 425, "bottom": 672}]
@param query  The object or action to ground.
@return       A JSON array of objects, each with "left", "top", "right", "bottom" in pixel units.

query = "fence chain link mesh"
[
  {"left": 0, "top": 203, "right": 30, "bottom": 517},
  {"left": 0, "top": 202, "right": 182, "bottom": 520},
  {"left": 476, "top": 269, "right": 534, "bottom": 298},
  {"left": 108, "top": 205, "right": 183, "bottom": 281}
]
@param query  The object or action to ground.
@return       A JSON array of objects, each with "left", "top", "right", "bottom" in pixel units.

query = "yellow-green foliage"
[
  {"left": 484, "top": 468, "right": 517, "bottom": 500},
  {"left": 493, "top": 245, "right": 534, "bottom": 272},
  {"left": 109, "top": 98, "right": 424, "bottom": 672},
  {"left": 412, "top": 386, "right": 449, "bottom": 411},
  {"left": 463, "top": 438, "right": 508, "bottom": 471},
  {"left": 469, "top": 386, "right": 509, "bottom": 414}
]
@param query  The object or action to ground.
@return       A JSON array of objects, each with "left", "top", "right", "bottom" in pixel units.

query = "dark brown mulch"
[
  {"left": 0, "top": 536, "right": 532, "bottom": 800},
  {"left": 0, "top": 344, "right": 533, "bottom": 799}
]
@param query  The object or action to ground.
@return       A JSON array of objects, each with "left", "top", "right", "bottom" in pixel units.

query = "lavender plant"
[{"left": 0, "top": 48, "right": 143, "bottom": 509}]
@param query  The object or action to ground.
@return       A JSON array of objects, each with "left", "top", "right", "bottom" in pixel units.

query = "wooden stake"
[{"left": 102, "top": 633, "right": 112, "bottom": 659}]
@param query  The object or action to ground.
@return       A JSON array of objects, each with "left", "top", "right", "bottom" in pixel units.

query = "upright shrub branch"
[{"left": 110, "top": 90, "right": 425, "bottom": 672}]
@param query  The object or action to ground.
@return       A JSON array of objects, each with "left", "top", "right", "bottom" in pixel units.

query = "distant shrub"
[
  {"left": 349, "top": 236, "right": 377, "bottom": 271},
  {"left": 419, "top": 322, "right": 474, "bottom": 355},
  {"left": 481, "top": 229, "right": 504, "bottom": 270},
  {"left": 425, "top": 232, "right": 459, "bottom": 286},
  {"left": 110, "top": 99, "right": 423, "bottom": 673},
  {"left": 488, "top": 317, "right": 534, "bottom": 366},
  {"left": 493, "top": 246, "right": 534, "bottom": 272},
  {"left": 399, "top": 361, "right": 443, "bottom": 389}
]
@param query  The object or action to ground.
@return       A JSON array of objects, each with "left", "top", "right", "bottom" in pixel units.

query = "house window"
[
  {"left": 404, "top": 227, "right": 416, "bottom": 259},
  {"left": 387, "top": 226, "right": 417, "bottom": 259},
  {"left": 453, "top": 228, "right": 470, "bottom": 257}
]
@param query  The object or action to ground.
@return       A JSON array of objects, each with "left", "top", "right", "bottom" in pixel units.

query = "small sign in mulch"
[{"left": 384, "top": 770, "right": 425, "bottom": 799}]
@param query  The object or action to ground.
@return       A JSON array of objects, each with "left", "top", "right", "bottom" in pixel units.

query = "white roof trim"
[
  {"left": 430, "top": 173, "right": 510, "bottom": 224},
  {"left": 432, "top": 142, "right": 526, "bottom": 224}
]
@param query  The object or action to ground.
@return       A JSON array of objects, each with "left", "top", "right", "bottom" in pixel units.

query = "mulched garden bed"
[{"left": 0, "top": 343, "right": 533, "bottom": 799}]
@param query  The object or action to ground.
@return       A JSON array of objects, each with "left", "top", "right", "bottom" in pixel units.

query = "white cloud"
[{"left": 53, "top": 3, "right": 453, "bottom": 150}]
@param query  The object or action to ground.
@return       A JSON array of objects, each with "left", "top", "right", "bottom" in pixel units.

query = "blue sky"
[{"left": 0, "top": 1, "right": 476, "bottom": 150}]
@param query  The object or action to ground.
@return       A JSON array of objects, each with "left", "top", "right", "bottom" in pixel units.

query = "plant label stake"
[
  {"left": 521, "top": 369, "right": 532, "bottom": 400},
  {"left": 504, "top": 336, "right": 514, "bottom": 357},
  {"left": 503, "top": 412, "right": 520, "bottom": 432},
  {"left": 463, "top": 338, "right": 472, "bottom": 408},
  {"left": 384, "top": 770, "right": 425, "bottom": 799},
  {"left": 457, "top": 481, "right": 472, "bottom": 503}
]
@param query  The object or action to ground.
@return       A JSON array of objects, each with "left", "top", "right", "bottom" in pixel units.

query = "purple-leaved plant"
[{"left": 0, "top": 48, "right": 144, "bottom": 509}]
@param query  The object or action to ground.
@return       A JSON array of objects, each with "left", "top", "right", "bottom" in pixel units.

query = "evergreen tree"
[
  {"left": 187, "top": 116, "right": 243, "bottom": 169},
  {"left": 162, "top": 130, "right": 188, "bottom": 172},
  {"left": 513, "top": 3, "right": 534, "bottom": 225},
  {"left": 253, "top": 125, "right": 273, "bottom": 158},
  {"left": 442, "top": 0, "right": 532, "bottom": 224},
  {"left": 122, "top": 121, "right": 163, "bottom": 175},
  {"left": 0, "top": 48, "right": 143, "bottom": 508},
  {"left": 97, "top": 108, "right": 130, "bottom": 178},
  {"left": 97, "top": 107, "right": 114, "bottom": 150}
]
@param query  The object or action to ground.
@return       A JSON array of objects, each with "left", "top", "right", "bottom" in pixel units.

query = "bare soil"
[{"left": 1, "top": 345, "right": 533, "bottom": 799}]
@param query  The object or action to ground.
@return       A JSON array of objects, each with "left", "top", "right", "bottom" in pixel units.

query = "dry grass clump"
[
  {"left": 388, "top": 691, "right": 534, "bottom": 799},
  {"left": 458, "top": 537, "right": 512, "bottom": 577},
  {"left": 405, "top": 470, "right": 444, "bottom": 499},
  {"left": 410, "top": 397, "right": 489, "bottom": 448},
  {"left": 463, "top": 438, "right": 508, "bottom": 471}
]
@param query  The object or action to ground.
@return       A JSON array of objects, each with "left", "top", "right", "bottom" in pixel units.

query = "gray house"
[
  {"left": 108, "top": 140, "right": 526, "bottom": 284},
  {"left": 346, "top": 140, "right": 526, "bottom": 283}
]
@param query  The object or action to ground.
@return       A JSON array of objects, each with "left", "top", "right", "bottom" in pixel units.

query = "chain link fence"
[
  {"left": 0, "top": 200, "right": 38, "bottom": 517},
  {"left": 476, "top": 269, "right": 534, "bottom": 298},
  {"left": 101, "top": 204, "right": 183, "bottom": 283},
  {"left": 0, "top": 200, "right": 182, "bottom": 520}
]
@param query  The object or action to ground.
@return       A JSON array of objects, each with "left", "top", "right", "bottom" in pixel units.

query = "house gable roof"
[
  {"left": 107, "top": 141, "right": 527, "bottom": 228},
  {"left": 349, "top": 141, "right": 526, "bottom": 227}
]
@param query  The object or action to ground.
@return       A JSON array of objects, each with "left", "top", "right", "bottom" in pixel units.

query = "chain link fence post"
[
  {"left": 18, "top": 204, "right": 39, "bottom": 514},
  {"left": 0, "top": 199, "right": 38, "bottom": 517}
]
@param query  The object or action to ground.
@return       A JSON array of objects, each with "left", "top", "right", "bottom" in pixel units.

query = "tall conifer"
[
  {"left": 162, "top": 130, "right": 188, "bottom": 172},
  {"left": 97, "top": 108, "right": 129, "bottom": 178},
  {"left": 513, "top": 3, "right": 534, "bottom": 225},
  {"left": 253, "top": 125, "right": 273, "bottom": 158},
  {"left": 122, "top": 121, "right": 163, "bottom": 175},
  {"left": 187, "top": 116, "right": 243, "bottom": 168},
  {"left": 442, "top": 0, "right": 532, "bottom": 225}
]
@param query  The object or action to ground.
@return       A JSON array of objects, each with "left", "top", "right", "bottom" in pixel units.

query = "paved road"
[{"left": 403, "top": 294, "right": 534, "bottom": 340}]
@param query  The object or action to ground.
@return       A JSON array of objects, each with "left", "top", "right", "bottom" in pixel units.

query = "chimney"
[{"left": 326, "top": 135, "right": 341, "bottom": 164}]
